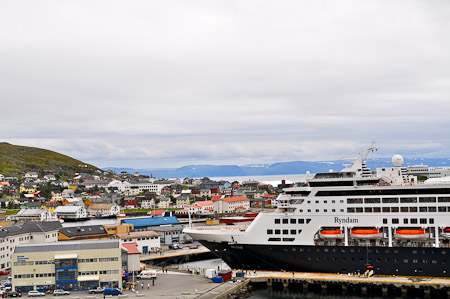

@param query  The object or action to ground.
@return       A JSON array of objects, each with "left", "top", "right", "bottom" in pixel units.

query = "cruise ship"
[{"left": 184, "top": 144, "right": 450, "bottom": 277}]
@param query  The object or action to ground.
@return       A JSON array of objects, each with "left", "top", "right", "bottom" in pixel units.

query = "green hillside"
[{"left": 0, "top": 142, "right": 100, "bottom": 178}]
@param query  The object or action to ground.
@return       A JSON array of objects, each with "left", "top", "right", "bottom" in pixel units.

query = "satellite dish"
[{"left": 392, "top": 154, "right": 404, "bottom": 167}]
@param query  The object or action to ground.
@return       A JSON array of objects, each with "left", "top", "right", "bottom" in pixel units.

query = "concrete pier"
[{"left": 246, "top": 270, "right": 450, "bottom": 297}]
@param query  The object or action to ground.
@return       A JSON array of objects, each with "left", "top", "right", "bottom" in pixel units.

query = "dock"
[
  {"left": 246, "top": 270, "right": 450, "bottom": 297},
  {"left": 140, "top": 245, "right": 214, "bottom": 266}
]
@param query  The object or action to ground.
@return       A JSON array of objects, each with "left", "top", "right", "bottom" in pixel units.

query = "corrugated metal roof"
[
  {"left": 14, "top": 239, "right": 119, "bottom": 253},
  {"left": 122, "top": 216, "right": 179, "bottom": 228}
]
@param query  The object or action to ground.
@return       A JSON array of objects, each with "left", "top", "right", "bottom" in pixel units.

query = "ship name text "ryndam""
[{"left": 334, "top": 217, "right": 359, "bottom": 224}]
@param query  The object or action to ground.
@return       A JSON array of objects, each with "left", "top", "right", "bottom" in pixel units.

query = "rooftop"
[{"left": 14, "top": 239, "right": 119, "bottom": 253}]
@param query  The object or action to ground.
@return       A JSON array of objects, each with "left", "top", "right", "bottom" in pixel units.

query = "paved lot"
[{"left": 14, "top": 272, "right": 221, "bottom": 299}]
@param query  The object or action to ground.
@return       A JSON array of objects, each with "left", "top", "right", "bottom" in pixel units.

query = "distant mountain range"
[{"left": 106, "top": 157, "right": 450, "bottom": 179}]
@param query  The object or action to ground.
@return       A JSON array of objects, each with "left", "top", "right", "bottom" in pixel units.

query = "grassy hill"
[{"left": 0, "top": 142, "right": 100, "bottom": 178}]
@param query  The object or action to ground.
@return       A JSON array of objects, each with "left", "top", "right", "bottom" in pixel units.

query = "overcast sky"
[{"left": 1, "top": 1, "right": 450, "bottom": 169}]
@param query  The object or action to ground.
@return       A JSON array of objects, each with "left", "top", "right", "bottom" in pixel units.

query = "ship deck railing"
[
  {"left": 188, "top": 225, "right": 248, "bottom": 232},
  {"left": 315, "top": 240, "right": 450, "bottom": 248}
]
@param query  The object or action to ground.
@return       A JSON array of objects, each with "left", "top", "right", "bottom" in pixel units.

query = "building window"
[
  {"left": 267, "top": 229, "right": 273, "bottom": 235},
  {"left": 274, "top": 219, "right": 280, "bottom": 224}
]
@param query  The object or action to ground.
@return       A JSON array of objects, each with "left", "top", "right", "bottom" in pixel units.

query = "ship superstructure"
[{"left": 184, "top": 144, "right": 450, "bottom": 277}]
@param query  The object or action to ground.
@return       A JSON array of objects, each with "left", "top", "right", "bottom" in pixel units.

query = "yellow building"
[
  {"left": 104, "top": 224, "right": 134, "bottom": 235},
  {"left": 12, "top": 240, "right": 124, "bottom": 293},
  {"left": 19, "top": 184, "right": 36, "bottom": 194},
  {"left": 40, "top": 201, "right": 61, "bottom": 213}
]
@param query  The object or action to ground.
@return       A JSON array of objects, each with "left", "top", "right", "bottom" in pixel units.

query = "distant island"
[{"left": 106, "top": 157, "right": 450, "bottom": 178}]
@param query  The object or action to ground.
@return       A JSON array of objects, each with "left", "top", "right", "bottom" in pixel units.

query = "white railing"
[{"left": 187, "top": 225, "right": 249, "bottom": 232}]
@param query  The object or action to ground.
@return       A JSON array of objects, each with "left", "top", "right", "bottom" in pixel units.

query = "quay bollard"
[
  {"left": 321, "top": 283, "right": 327, "bottom": 291},
  {"left": 382, "top": 285, "right": 388, "bottom": 295},
  {"left": 266, "top": 279, "right": 272, "bottom": 287},
  {"left": 283, "top": 280, "right": 289, "bottom": 288},
  {"left": 302, "top": 282, "right": 308, "bottom": 290}
]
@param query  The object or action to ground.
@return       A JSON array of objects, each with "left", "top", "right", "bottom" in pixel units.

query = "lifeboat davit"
[
  {"left": 394, "top": 228, "right": 429, "bottom": 240},
  {"left": 319, "top": 228, "right": 344, "bottom": 239},
  {"left": 350, "top": 228, "right": 383, "bottom": 239}
]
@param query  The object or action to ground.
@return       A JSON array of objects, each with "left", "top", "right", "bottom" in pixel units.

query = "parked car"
[
  {"left": 88, "top": 287, "right": 104, "bottom": 294},
  {"left": 7, "top": 291, "right": 21, "bottom": 297},
  {"left": 0, "top": 271, "right": 9, "bottom": 275},
  {"left": 188, "top": 244, "right": 199, "bottom": 249},
  {"left": 1, "top": 280, "right": 11, "bottom": 286},
  {"left": 103, "top": 288, "right": 122, "bottom": 296},
  {"left": 53, "top": 289, "right": 70, "bottom": 296},
  {"left": 27, "top": 291, "right": 45, "bottom": 297},
  {"left": 169, "top": 243, "right": 182, "bottom": 250}
]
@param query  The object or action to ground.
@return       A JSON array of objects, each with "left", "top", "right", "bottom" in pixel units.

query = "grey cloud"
[{"left": 2, "top": 1, "right": 450, "bottom": 168}]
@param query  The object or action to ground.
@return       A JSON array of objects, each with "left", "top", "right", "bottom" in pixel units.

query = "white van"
[{"left": 137, "top": 270, "right": 157, "bottom": 279}]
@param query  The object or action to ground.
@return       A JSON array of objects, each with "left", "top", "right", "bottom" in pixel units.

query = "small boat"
[
  {"left": 350, "top": 228, "right": 383, "bottom": 239},
  {"left": 394, "top": 228, "right": 429, "bottom": 240},
  {"left": 116, "top": 213, "right": 126, "bottom": 218},
  {"left": 319, "top": 228, "right": 344, "bottom": 239}
]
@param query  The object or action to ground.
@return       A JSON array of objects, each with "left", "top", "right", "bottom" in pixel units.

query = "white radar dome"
[
  {"left": 306, "top": 171, "right": 310, "bottom": 175},
  {"left": 329, "top": 169, "right": 334, "bottom": 173},
  {"left": 392, "top": 154, "right": 404, "bottom": 167}
]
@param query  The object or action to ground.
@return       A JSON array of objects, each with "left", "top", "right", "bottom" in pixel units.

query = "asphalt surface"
[{"left": 5, "top": 271, "right": 223, "bottom": 299}]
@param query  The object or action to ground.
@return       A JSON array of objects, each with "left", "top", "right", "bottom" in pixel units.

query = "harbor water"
[{"left": 246, "top": 287, "right": 411, "bottom": 299}]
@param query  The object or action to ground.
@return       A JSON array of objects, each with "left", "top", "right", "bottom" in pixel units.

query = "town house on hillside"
[
  {"left": 54, "top": 205, "right": 88, "bottom": 221},
  {"left": 212, "top": 196, "right": 250, "bottom": 213},
  {"left": 175, "top": 196, "right": 190, "bottom": 208},
  {"left": 158, "top": 198, "right": 171, "bottom": 209},
  {"left": 88, "top": 203, "right": 120, "bottom": 217}
]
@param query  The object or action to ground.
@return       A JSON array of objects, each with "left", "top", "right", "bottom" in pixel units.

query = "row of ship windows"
[
  {"left": 305, "top": 197, "right": 450, "bottom": 205},
  {"left": 305, "top": 256, "right": 443, "bottom": 264},
  {"left": 268, "top": 247, "right": 447, "bottom": 255},
  {"left": 275, "top": 219, "right": 311, "bottom": 224},
  {"left": 382, "top": 218, "right": 434, "bottom": 224},
  {"left": 348, "top": 206, "right": 449, "bottom": 213},
  {"left": 347, "top": 197, "right": 450, "bottom": 204},
  {"left": 294, "top": 207, "right": 450, "bottom": 214},
  {"left": 267, "top": 229, "right": 302, "bottom": 235}
]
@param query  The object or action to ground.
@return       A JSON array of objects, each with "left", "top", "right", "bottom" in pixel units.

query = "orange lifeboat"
[
  {"left": 394, "top": 228, "right": 428, "bottom": 240},
  {"left": 319, "top": 228, "right": 344, "bottom": 239},
  {"left": 350, "top": 228, "right": 383, "bottom": 239}
]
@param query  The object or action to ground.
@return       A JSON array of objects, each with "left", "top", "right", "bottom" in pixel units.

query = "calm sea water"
[
  {"left": 210, "top": 174, "right": 307, "bottom": 186},
  {"left": 246, "top": 287, "right": 408, "bottom": 299}
]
